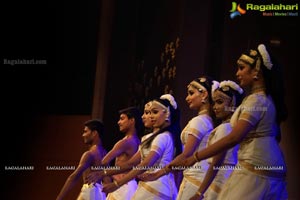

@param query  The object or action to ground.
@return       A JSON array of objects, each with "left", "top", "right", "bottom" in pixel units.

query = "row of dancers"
[{"left": 56, "top": 43, "right": 288, "bottom": 200}]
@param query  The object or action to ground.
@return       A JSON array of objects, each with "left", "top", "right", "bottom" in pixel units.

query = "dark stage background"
[{"left": 2, "top": 0, "right": 298, "bottom": 199}]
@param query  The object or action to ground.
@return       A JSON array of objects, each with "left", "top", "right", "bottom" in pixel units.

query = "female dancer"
[
  {"left": 140, "top": 76, "right": 217, "bottom": 200},
  {"left": 190, "top": 80, "right": 243, "bottom": 199},
  {"left": 173, "top": 44, "right": 288, "bottom": 199}
]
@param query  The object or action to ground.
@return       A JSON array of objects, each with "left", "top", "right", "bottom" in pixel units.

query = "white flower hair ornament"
[
  {"left": 160, "top": 94, "right": 177, "bottom": 110},
  {"left": 211, "top": 80, "right": 220, "bottom": 93},
  {"left": 220, "top": 80, "right": 244, "bottom": 94},
  {"left": 257, "top": 44, "right": 273, "bottom": 70}
]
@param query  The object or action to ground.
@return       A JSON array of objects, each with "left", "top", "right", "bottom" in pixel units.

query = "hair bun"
[
  {"left": 257, "top": 44, "right": 273, "bottom": 70},
  {"left": 211, "top": 80, "right": 220, "bottom": 93},
  {"left": 219, "top": 80, "right": 243, "bottom": 94},
  {"left": 160, "top": 94, "right": 177, "bottom": 109}
]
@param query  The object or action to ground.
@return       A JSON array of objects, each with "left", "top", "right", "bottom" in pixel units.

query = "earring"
[{"left": 230, "top": 105, "right": 235, "bottom": 112}]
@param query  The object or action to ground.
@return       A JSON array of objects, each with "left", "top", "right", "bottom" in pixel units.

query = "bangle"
[
  {"left": 193, "top": 152, "right": 200, "bottom": 162},
  {"left": 113, "top": 180, "right": 120, "bottom": 188},
  {"left": 196, "top": 191, "right": 203, "bottom": 197}
]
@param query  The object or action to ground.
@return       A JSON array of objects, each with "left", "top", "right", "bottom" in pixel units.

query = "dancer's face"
[
  {"left": 236, "top": 61, "right": 256, "bottom": 88},
  {"left": 118, "top": 114, "right": 134, "bottom": 133},
  {"left": 82, "top": 126, "right": 94, "bottom": 145},
  {"left": 150, "top": 102, "right": 169, "bottom": 129},
  {"left": 212, "top": 90, "right": 232, "bottom": 120},
  {"left": 186, "top": 86, "right": 203, "bottom": 110},
  {"left": 142, "top": 102, "right": 154, "bottom": 128}
]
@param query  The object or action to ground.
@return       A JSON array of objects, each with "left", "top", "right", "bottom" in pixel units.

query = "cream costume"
[
  {"left": 132, "top": 132, "right": 178, "bottom": 200},
  {"left": 203, "top": 122, "right": 238, "bottom": 200},
  {"left": 77, "top": 183, "right": 106, "bottom": 200},
  {"left": 176, "top": 113, "right": 213, "bottom": 200},
  {"left": 218, "top": 92, "right": 288, "bottom": 199},
  {"left": 106, "top": 175, "right": 137, "bottom": 200}
]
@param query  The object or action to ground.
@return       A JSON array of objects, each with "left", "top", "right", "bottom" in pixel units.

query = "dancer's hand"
[
  {"left": 85, "top": 171, "right": 104, "bottom": 184},
  {"left": 103, "top": 181, "right": 119, "bottom": 194},
  {"left": 138, "top": 171, "right": 160, "bottom": 181}
]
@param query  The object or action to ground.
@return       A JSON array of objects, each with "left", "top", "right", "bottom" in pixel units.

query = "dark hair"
[
  {"left": 119, "top": 106, "right": 144, "bottom": 138},
  {"left": 243, "top": 45, "right": 288, "bottom": 124},
  {"left": 242, "top": 45, "right": 288, "bottom": 142},
  {"left": 141, "top": 96, "right": 182, "bottom": 157},
  {"left": 84, "top": 119, "right": 104, "bottom": 137},
  {"left": 261, "top": 55, "right": 287, "bottom": 124}
]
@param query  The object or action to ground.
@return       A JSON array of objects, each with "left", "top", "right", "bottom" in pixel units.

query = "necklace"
[
  {"left": 251, "top": 85, "right": 266, "bottom": 93},
  {"left": 222, "top": 118, "right": 230, "bottom": 124},
  {"left": 198, "top": 109, "right": 208, "bottom": 115}
]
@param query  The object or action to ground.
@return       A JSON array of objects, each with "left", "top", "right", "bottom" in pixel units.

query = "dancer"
[
  {"left": 173, "top": 44, "right": 288, "bottom": 199},
  {"left": 56, "top": 119, "right": 108, "bottom": 200},
  {"left": 140, "top": 76, "right": 217, "bottom": 200},
  {"left": 190, "top": 80, "right": 243, "bottom": 200}
]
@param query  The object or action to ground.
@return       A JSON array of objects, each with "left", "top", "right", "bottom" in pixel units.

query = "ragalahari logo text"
[{"left": 230, "top": 2, "right": 246, "bottom": 19}]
